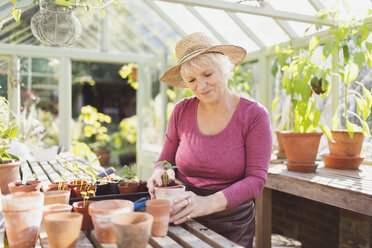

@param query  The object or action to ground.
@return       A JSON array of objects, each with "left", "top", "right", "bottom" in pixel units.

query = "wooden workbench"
[{"left": 254, "top": 160, "right": 372, "bottom": 248}]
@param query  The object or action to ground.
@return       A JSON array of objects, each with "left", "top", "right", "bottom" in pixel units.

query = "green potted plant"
[
  {"left": 0, "top": 96, "right": 21, "bottom": 194},
  {"left": 318, "top": 15, "right": 372, "bottom": 169},
  {"left": 154, "top": 160, "right": 185, "bottom": 203},
  {"left": 78, "top": 105, "right": 112, "bottom": 166},
  {"left": 72, "top": 185, "right": 96, "bottom": 231},
  {"left": 118, "top": 165, "right": 140, "bottom": 194},
  {"left": 271, "top": 44, "right": 330, "bottom": 172}
]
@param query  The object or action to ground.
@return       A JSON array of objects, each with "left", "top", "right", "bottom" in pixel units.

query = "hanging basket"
[{"left": 31, "top": 2, "right": 82, "bottom": 47}]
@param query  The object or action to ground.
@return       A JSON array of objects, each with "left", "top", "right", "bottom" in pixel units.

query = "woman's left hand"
[{"left": 169, "top": 191, "right": 203, "bottom": 224}]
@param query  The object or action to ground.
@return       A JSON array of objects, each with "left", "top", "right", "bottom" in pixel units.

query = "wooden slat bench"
[{"left": 254, "top": 160, "right": 372, "bottom": 248}]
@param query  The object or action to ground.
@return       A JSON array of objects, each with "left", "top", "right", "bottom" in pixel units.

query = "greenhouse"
[{"left": 0, "top": 0, "right": 371, "bottom": 247}]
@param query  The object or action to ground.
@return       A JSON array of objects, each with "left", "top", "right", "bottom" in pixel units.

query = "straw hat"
[{"left": 160, "top": 32, "right": 247, "bottom": 88}]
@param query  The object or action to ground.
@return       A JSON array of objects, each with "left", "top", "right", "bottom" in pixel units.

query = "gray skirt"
[{"left": 185, "top": 184, "right": 255, "bottom": 248}]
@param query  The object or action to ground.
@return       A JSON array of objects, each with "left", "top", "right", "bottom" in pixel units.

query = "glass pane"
[
  {"left": 194, "top": 7, "right": 260, "bottom": 52},
  {"left": 287, "top": 21, "right": 327, "bottom": 37},
  {"left": 267, "top": 0, "right": 317, "bottom": 16},
  {"left": 237, "top": 13, "right": 290, "bottom": 46}
]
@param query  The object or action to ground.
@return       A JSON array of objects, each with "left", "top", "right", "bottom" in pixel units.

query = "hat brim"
[{"left": 160, "top": 44, "right": 247, "bottom": 88}]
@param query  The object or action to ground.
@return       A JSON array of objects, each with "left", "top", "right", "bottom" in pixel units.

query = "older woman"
[{"left": 147, "top": 32, "right": 272, "bottom": 248}]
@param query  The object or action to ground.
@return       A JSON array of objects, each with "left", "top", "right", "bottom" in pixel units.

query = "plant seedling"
[{"left": 158, "top": 160, "right": 178, "bottom": 187}]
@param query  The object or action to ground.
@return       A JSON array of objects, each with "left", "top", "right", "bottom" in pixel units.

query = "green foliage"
[
  {"left": 0, "top": 97, "right": 19, "bottom": 162},
  {"left": 317, "top": 12, "right": 372, "bottom": 139},
  {"left": 228, "top": 64, "right": 253, "bottom": 99},
  {"left": 111, "top": 115, "right": 137, "bottom": 156},
  {"left": 271, "top": 45, "right": 330, "bottom": 133},
  {"left": 119, "top": 64, "right": 138, "bottom": 90},
  {"left": 78, "top": 105, "right": 111, "bottom": 149},
  {"left": 121, "top": 164, "right": 137, "bottom": 181},
  {"left": 158, "top": 160, "right": 177, "bottom": 187}
]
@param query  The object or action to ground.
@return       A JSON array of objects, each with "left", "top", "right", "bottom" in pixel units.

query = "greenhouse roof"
[{"left": 0, "top": 0, "right": 371, "bottom": 63}]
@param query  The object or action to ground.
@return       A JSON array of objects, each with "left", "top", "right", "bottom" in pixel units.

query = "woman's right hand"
[{"left": 147, "top": 168, "right": 175, "bottom": 199}]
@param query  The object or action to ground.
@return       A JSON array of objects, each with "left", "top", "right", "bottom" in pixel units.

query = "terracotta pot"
[
  {"left": 43, "top": 204, "right": 72, "bottom": 219},
  {"left": 8, "top": 180, "right": 42, "bottom": 193},
  {"left": 0, "top": 161, "right": 20, "bottom": 195},
  {"left": 146, "top": 199, "right": 171, "bottom": 237},
  {"left": 89, "top": 199, "right": 134, "bottom": 243},
  {"left": 281, "top": 132, "right": 322, "bottom": 172},
  {"left": 275, "top": 131, "right": 286, "bottom": 159},
  {"left": 323, "top": 154, "right": 364, "bottom": 170},
  {"left": 131, "top": 66, "right": 137, "bottom": 81},
  {"left": 111, "top": 212, "right": 153, "bottom": 248},
  {"left": 72, "top": 201, "right": 94, "bottom": 231},
  {"left": 93, "top": 147, "right": 111, "bottom": 166},
  {"left": 73, "top": 185, "right": 97, "bottom": 198},
  {"left": 118, "top": 182, "right": 140, "bottom": 194},
  {"left": 108, "top": 180, "right": 125, "bottom": 194},
  {"left": 1, "top": 192, "right": 44, "bottom": 248},
  {"left": 47, "top": 182, "right": 69, "bottom": 191},
  {"left": 68, "top": 180, "right": 90, "bottom": 197},
  {"left": 44, "top": 212, "right": 83, "bottom": 248},
  {"left": 328, "top": 131, "right": 364, "bottom": 157},
  {"left": 44, "top": 190, "right": 71, "bottom": 205},
  {"left": 154, "top": 185, "right": 186, "bottom": 204}
]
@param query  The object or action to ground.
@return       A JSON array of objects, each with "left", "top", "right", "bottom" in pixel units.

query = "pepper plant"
[
  {"left": 271, "top": 45, "right": 330, "bottom": 133},
  {"left": 316, "top": 13, "right": 372, "bottom": 139}
]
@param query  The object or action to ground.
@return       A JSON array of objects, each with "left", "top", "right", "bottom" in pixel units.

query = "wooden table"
[
  {"left": 254, "top": 160, "right": 372, "bottom": 248},
  {"left": 0, "top": 152, "right": 243, "bottom": 248}
]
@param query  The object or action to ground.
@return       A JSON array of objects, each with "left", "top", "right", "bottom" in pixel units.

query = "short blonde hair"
[{"left": 180, "top": 53, "right": 234, "bottom": 83}]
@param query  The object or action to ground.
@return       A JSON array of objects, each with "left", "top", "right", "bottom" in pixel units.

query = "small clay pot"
[
  {"left": 68, "top": 180, "right": 90, "bottom": 198},
  {"left": 108, "top": 180, "right": 125, "bottom": 194},
  {"left": 47, "top": 182, "right": 69, "bottom": 191},
  {"left": 328, "top": 131, "right": 364, "bottom": 157},
  {"left": 275, "top": 131, "right": 286, "bottom": 159},
  {"left": 1, "top": 192, "right": 44, "bottom": 248},
  {"left": 118, "top": 182, "right": 140, "bottom": 194},
  {"left": 0, "top": 161, "right": 20, "bottom": 195},
  {"left": 8, "top": 180, "right": 42, "bottom": 193},
  {"left": 43, "top": 204, "right": 72, "bottom": 219},
  {"left": 73, "top": 185, "right": 97, "bottom": 198},
  {"left": 73, "top": 201, "right": 94, "bottom": 231},
  {"left": 44, "top": 190, "right": 71, "bottom": 205},
  {"left": 89, "top": 199, "right": 134, "bottom": 244},
  {"left": 44, "top": 212, "right": 83, "bottom": 248},
  {"left": 111, "top": 212, "right": 153, "bottom": 248},
  {"left": 146, "top": 199, "right": 171, "bottom": 237},
  {"left": 95, "top": 181, "right": 109, "bottom": 195},
  {"left": 154, "top": 185, "right": 186, "bottom": 204}
]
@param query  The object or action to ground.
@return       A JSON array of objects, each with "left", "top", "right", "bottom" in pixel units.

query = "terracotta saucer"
[
  {"left": 285, "top": 162, "right": 318, "bottom": 173},
  {"left": 323, "top": 154, "right": 364, "bottom": 170}
]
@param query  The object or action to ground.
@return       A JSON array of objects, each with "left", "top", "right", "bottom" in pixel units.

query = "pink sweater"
[{"left": 155, "top": 97, "right": 272, "bottom": 209}]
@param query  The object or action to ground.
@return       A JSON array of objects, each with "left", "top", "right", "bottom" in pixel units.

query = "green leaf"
[
  {"left": 272, "top": 97, "right": 279, "bottom": 112},
  {"left": 319, "top": 125, "right": 333, "bottom": 141},
  {"left": 342, "top": 45, "right": 349, "bottom": 64},
  {"left": 322, "top": 41, "right": 336, "bottom": 60},
  {"left": 12, "top": 8, "right": 20, "bottom": 22},
  {"left": 354, "top": 52, "right": 366, "bottom": 68},
  {"left": 358, "top": 24, "right": 369, "bottom": 42},
  {"left": 343, "top": 63, "right": 359, "bottom": 83},
  {"left": 313, "top": 109, "right": 321, "bottom": 127},
  {"left": 309, "top": 36, "right": 319, "bottom": 51},
  {"left": 355, "top": 96, "right": 364, "bottom": 118},
  {"left": 9, "top": 0, "right": 17, "bottom": 5},
  {"left": 366, "top": 42, "right": 372, "bottom": 53},
  {"left": 101, "top": 10, "right": 106, "bottom": 18},
  {"left": 55, "top": 0, "right": 72, "bottom": 7}
]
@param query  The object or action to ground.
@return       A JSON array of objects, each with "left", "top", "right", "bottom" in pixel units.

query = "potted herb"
[
  {"left": 318, "top": 19, "right": 372, "bottom": 169},
  {"left": 72, "top": 187, "right": 95, "bottom": 231},
  {"left": 154, "top": 160, "right": 185, "bottom": 203},
  {"left": 118, "top": 165, "right": 140, "bottom": 194},
  {"left": 0, "top": 96, "right": 21, "bottom": 194},
  {"left": 271, "top": 44, "right": 330, "bottom": 172}
]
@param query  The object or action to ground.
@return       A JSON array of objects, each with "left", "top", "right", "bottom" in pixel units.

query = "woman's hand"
[
  {"left": 169, "top": 191, "right": 228, "bottom": 225},
  {"left": 147, "top": 168, "right": 175, "bottom": 199}
]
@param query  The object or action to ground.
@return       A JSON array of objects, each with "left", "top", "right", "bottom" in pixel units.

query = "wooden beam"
[
  {"left": 255, "top": 188, "right": 272, "bottom": 248},
  {"left": 307, "top": 0, "right": 326, "bottom": 11},
  {"left": 156, "top": 0, "right": 334, "bottom": 26},
  {"left": 0, "top": 43, "right": 154, "bottom": 63}
]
